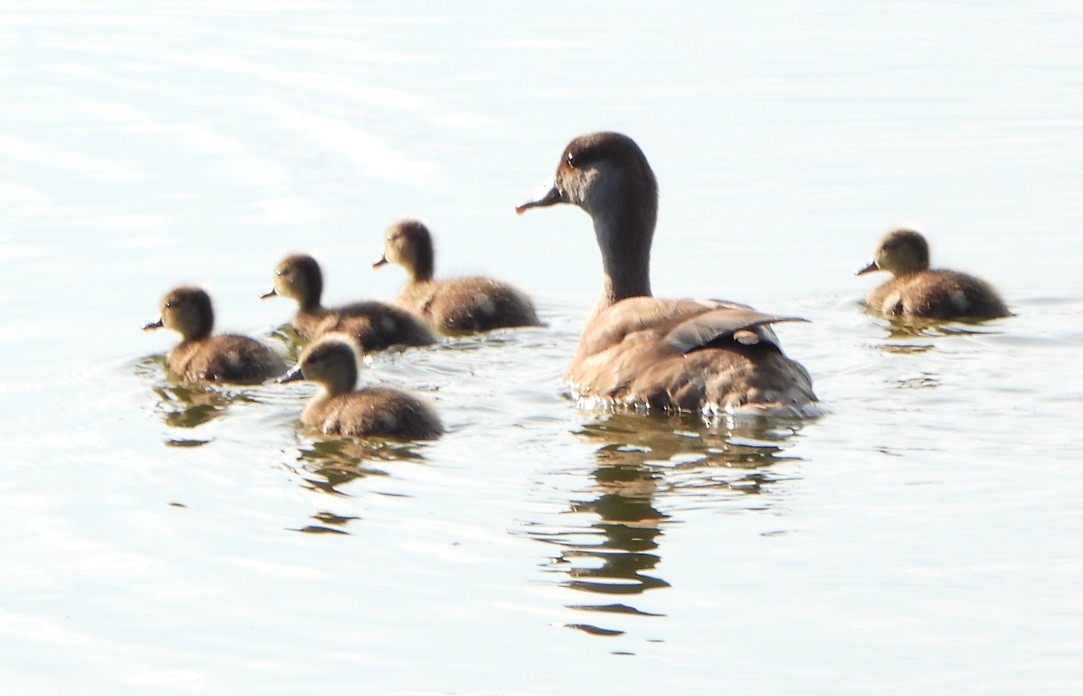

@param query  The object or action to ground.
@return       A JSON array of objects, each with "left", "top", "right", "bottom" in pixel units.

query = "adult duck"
[{"left": 516, "top": 131, "right": 817, "bottom": 416}]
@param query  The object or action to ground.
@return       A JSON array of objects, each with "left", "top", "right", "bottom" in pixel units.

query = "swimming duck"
[
  {"left": 144, "top": 285, "right": 285, "bottom": 384},
  {"left": 373, "top": 218, "right": 542, "bottom": 334},
  {"left": 856, "top": 228, "right": 1010, "bottom": 319},
  {"left": 261, "top": 253, "right": 437, "bottom": 350},
  {"left": 277, "top": 335, "right": 443, "bottom": 440},
  {"left": 516, "top": 131, "right": 817, "bottom": 416}
]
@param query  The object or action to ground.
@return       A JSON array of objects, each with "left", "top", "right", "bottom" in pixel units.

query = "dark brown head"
[
  {"left": 856, "top": 228, "right": 932, "bottom": 277},
  {"left": 373, "top": 218, "right": 435, "bottom": 281},
  {"left": 516, "top": 131, "right": 659, "bottom": 226},
  {"left": 261, "top": 254, "right": 324, "bottom": 309},
  {"left": 143, "top": 285, "right": 214, "bottom": 341}
]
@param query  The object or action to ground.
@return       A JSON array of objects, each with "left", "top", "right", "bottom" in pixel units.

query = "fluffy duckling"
[
  {"left": 261, "top": 253, "right": 437, "bottom": 350},
  {"left": 144, "top": 285, "right": 285, "bottom": 384},
  {"left": 856, "top": 228, "right": 1010, "bottom": 319},
  {"left": 277, "top": 335, "right": 443, "bottom": 440},
  {"left": 373, "top": 218, "right": 542, "bottom": 334},
  {"left": 516, "top": 131, "right": 817, "bottom": 416}
]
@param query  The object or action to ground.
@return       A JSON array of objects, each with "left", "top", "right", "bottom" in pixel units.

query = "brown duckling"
[
  {"left": 277, "top": 335, "right": 443, "bottom": 440},
  {"left": 260, "top": 253, "right": 437, "bottom": 350},
  {"left": 144, "top": 285, "right": 285, "bottom": 384},
  {"left": 373, "top": 218, "right": 542, "bottom": 334},
  {"left": 516, "top": 131, "right": 817, "bottom": 416},
  {"left": 856, "top": 228, "right": 1010, "bottom": 319}
]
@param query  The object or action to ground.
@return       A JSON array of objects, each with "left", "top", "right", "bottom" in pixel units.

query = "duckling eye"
[
  {"left": 164, "top": 301, "right": 173, "bottom": 308},
  {"left": 566, "top": 151, "right": 577, "bottom": 168}
]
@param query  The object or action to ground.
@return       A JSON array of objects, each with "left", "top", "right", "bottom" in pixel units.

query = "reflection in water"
[
  {"left": 287, "top": 437, "right": 429, "bottom": 535},
  {"left": 880, "top": 315, "right": 1005, "bottom": 340},
  {"left": 526, "top": 413, "right": 806, "bottom": 637},
  {"left": 138, "top": 355, "right": 261, "bottom": 431},
  {"left": 153, "top": 382, "right": 246, "bottom": 429}
]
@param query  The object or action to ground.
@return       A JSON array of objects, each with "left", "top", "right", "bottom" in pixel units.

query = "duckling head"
[
  {"left": 278, "top": 334, "right": 359, "bottom": 395},
  {"left": 373, "top": 218, "right": 435, "bottom": 281},
  {"left": 856, "top": 228, "right": 931, "bottom": 277},
  {"left": 261, "top": 254, "right": 323, "bottom": 309},
  {"left": 143, "top": 285, "right": 214, "bottom": 341}
]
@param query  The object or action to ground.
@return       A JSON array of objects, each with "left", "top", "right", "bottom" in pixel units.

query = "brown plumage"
[
  {"left": 516, "top": 131, "right": 817, "bottom": 416},
  {"left": 261, "top": 253, "right": 437, "bottom": 351},
  {"left": 278, "top": 335, "right": 443, "bottom": 440},
  {"left": 143, "top": 285, "right": 285, "bottom": 384},
  {"left": 373, "top": 218, "right": 542, "bottom": 334},
  {"left": 856, "top": 228, "right": 1010, "bottom": 319}
]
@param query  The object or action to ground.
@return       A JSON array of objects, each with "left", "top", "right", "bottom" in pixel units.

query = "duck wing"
[
  {"left": 665, "top": 301, "right": 808, "bottom": 354},
  {"left": 567, "top": 297, "right": 815, "bottom": 415}
]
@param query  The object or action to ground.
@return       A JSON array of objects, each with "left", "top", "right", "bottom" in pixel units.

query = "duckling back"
[
  {"left": 168, "top": 335, "right": 285, "bottom": 384},
  {"left": 867, "top": 269, "right": 1010, "bottom": 319},
  {"left": 313, "top": 301, "right": 438, "bottom": 351},
  {"left": 302, "top": 386, "right": 443, "bottom": 440},
  {"left": 402, "top": 276, "right": 541, "bottom": 334}
]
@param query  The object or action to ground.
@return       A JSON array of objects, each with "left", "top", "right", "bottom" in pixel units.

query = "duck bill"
[
  {"left": 855, "top": 260, "right": 879, "bottom": 276},
  {"left": 372, "top": 255, "right": 388, "bottom": 269},
  {"left": 277, "top": 365, "right": 305, "bottom": 384},
  {"left": 142, "top": 317, "right": 164, "bottom": 331},
  {"left": 259, "top": 287, "right": 277, "bottom": 300},
  {"left": 515, "top": 177, "right": 563, "bottom": 214}
]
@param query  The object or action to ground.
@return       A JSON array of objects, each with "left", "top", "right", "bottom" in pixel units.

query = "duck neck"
[
  {"left": 410, "top": 239, "right": 435, "bottom": 283},
  {"left": 300, "top": 265, "right": 325, "bottom": 312},
  {"left": 591, "top": 198, "right": 655, "bottom": 317}
]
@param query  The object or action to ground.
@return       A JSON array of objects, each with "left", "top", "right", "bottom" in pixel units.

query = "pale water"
[{"left": 2, "top": 2, "right": 1082, "bottom": 694}]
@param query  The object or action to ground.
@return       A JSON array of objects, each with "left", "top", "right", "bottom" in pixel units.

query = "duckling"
[
  {"left": 516, "top": 131, "right": 817, "bottom": 416},
  {"left": 373, "top": 218, "right": 542, "bottom": 334},
  {"left": 856, "top": 228, "right": 1010, "bottom": 319},
  {"left": 277, "top": 335, "right": 443, "bottom": 440},
  {"left": 143, "top": 285, "right": 285, "bottom": 384},
  {"left": 260, "top": 253, "right": 437, "bottom": 350}
]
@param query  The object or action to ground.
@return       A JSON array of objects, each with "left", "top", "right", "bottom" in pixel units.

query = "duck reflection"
[
  {"left": 878, "top": 314, "right": 1005, "bottom": 340},
  {"left": 287, "top": 436, "right": 428, "bottom": 535},
  {"left": 151, "top": 381, "right": 253, "bottom": 429},
  {"left": 528, "top": 412, "right": 805, "bottom": 634},
  {"left": 138, "top": 354, "right": 255, "bottom": 431}
]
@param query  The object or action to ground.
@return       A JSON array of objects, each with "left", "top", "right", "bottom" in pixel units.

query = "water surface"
[{"left": 2, "top": 2, "right": 1082, "bottom": 693}]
